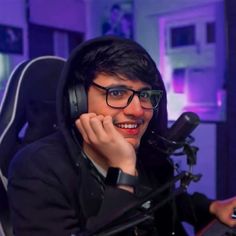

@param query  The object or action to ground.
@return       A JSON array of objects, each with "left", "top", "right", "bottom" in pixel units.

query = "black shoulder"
[{"left": 8, "top": 132, "right": 74, "bottom": 181}]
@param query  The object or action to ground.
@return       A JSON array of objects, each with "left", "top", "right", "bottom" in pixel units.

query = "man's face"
[{"left": 87, "top": 73, "right": 153, "bottom": 149}]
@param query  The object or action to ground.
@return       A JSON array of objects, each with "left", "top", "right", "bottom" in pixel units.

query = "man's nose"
[{"left": 123, "top": 95, "right": 144, "bottom": 116}]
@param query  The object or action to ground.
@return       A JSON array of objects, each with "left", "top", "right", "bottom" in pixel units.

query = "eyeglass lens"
[{"left": 107, "top": 87, "right": 162, "bottom": 109}]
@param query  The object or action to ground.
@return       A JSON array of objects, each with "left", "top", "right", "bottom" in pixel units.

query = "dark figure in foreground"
[{"left": 8, "top": 36, "right": 236, "bottom": 235}]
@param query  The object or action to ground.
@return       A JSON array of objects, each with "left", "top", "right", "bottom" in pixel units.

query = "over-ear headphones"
[{"left": 67, "top": 77, "right": 88, "bottom": 121}]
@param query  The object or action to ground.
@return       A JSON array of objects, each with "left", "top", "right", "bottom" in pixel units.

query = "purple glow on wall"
[
  {"left": 29, "top": 0, "right": 86, "bottom": 32},
  {"left": 158, "top": 3, "right": 226, "bottom": 122}
]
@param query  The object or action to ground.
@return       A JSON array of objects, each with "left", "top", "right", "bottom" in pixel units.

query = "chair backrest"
[
  {"left": 0, "top": 172, "right": 11, "bottom": 236},
  {"left": 0, "top": 55, "right": 66, "bottom": 176},
  {"left": 0, "top": 55, "right": 66, "bottom": 236}
]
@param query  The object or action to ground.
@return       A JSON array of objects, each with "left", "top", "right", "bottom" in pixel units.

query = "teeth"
[{"left": 117, "top": 124, "right": 138, "bottom": 129}]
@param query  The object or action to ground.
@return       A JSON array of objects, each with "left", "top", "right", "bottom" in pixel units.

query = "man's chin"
[{"left": 125, "top": 138, "right": 140, "bottom": 150}]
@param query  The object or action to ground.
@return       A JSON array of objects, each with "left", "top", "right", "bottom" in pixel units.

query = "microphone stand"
[
  {"left": 93, "top": 141, "right": 202, "bottom": 236},
  {"left": 93, "top": 172, "right": 197, "bottom": 236}
]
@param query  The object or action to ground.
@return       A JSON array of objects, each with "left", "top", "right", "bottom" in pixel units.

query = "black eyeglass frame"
[{"left": 91, "top": 81, "right": 163, "bottom": 110}]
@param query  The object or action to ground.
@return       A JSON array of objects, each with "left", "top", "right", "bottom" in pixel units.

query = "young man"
[{"left": 8, "top": 36, "right": 236, "bottom": 236}]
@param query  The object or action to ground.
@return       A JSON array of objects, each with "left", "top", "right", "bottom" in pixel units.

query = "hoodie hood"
[{"left": 56, "top": 36, "right": 168, "bottom": 166}]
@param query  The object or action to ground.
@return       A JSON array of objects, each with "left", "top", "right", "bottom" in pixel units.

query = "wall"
[
  {"left": 83, "top": 0, "right": 107, "bottom": 39},
  {"left": 0, "top": 0, "right": 28, "bottom": 100},
  {"left": 0, "top": 0, "right": 86, "bottom": 64},
  {"left": 134, "top": 0, "right": 223, "bottom": 64},
  {"left": 0, "top": 0, "right": 28, "bottom": 70},
  {"left": 29, "top": 0, "right": 85, "bottom": 32},
  {"left": 0, "top": 0, "right": 86, "bottom": 99}
]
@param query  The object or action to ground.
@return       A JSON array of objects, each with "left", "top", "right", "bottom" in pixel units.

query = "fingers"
[
  {"left": 75, "top": 113, "right": 100, "bottom": 143},
  {"left": 75, "top": 113, "right": 113, "bottom": 144},
  {"left": 102, "top": 116, "right": 122, "bottom": 138},
  {"left": 75, "top": 113, "right": 96, "bottom": 143},
  {"left": 89, "top": 115, "right": 107, "bottom": 138}
]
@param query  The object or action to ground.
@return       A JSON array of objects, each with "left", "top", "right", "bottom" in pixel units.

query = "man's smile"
[{"left": 115, "top": 123, "right": 139, "bottom": 129}]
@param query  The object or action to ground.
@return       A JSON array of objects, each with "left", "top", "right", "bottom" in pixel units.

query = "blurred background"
[{"left": 0, "top": 0, "right": 235, "bottom": 234}]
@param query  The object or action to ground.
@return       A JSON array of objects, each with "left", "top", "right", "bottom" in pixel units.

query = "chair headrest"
[{"left": 0, "top": 56, "right": 66, "bottom": 176}]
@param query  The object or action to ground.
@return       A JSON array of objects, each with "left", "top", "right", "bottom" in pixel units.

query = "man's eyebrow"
[
  {"left": 140, "top": 86, "right": 152, "bottom": 90},
  {"left": 107, "top": 84, "right": 152, "bottom": 90},
  {"left": 106, "top": 84, "right": 128, "bottom": 88}
]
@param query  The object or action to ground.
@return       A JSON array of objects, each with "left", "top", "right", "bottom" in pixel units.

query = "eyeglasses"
[{"left": 91, "top": 82, "right": 163, "bottom": 110}]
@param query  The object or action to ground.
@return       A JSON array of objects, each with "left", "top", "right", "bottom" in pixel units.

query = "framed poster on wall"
[
  {"left": 0, "top": 24, "right": 23, "bottom": 54},
  {"left": 102, "top": 2, "right": 133, "bottom": 39}
]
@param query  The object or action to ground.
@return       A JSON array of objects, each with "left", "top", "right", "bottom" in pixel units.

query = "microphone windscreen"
[{"left": 166, "top": 112, "right": 200, "bottom": 142}]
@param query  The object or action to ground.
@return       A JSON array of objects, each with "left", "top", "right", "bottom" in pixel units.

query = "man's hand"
[
  {"left": 210, "top": 197, "right": 236, "bottom": 227},
  {"left": 75, "top": 113, "right": 137, "bottom": 174}
]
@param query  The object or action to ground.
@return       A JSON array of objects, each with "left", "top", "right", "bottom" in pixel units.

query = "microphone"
[
  {"left": 149, "top": 112, "right": 200, "bottom": 154},
  {"left": 164, "top": 112, "right": 200, "bottom": 154},
  {"left": 166, "top": 111, "right": 200, "bottom": 143}
]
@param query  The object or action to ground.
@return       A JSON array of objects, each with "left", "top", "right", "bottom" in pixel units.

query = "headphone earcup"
[{"left": 68, "top": 83, "right": 87, "bottom": 120}]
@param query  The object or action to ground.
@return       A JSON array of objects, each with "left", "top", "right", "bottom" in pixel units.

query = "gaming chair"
[{"left": 0, "top": 55, "right": 66, "bottom": 236}]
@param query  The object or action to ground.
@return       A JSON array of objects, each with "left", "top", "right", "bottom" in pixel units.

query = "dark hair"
[{"left": 72, "top": 36, "right": 162, "bottom": 92}]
